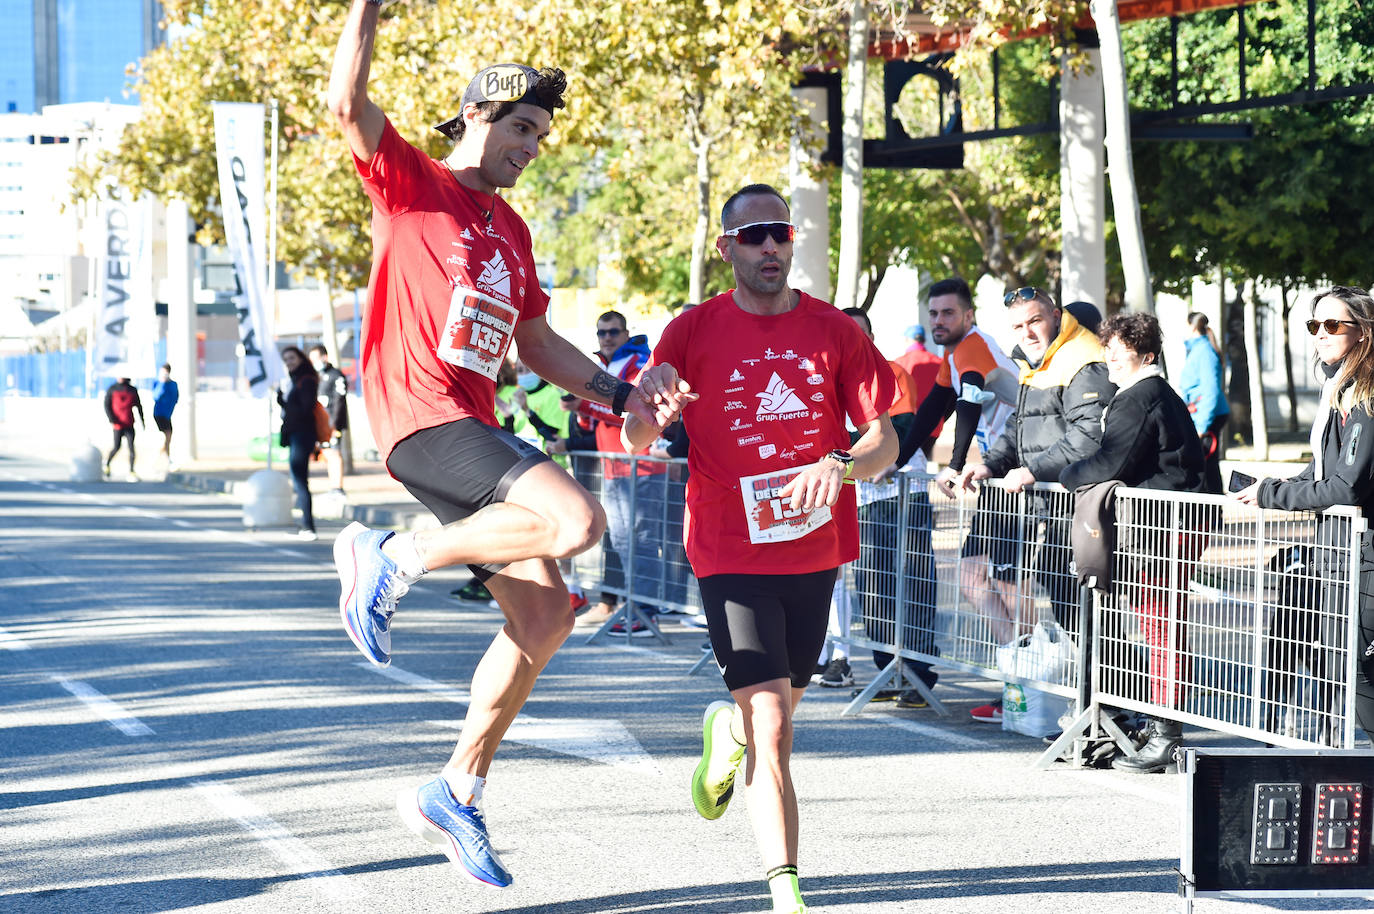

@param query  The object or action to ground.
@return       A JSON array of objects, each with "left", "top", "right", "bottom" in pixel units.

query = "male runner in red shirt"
[
  {"left": 326, "top": 0, "right": 686, "bottom": 888},
  {"left": 625, "top": 184, "right": 897, "bottom": 914}
]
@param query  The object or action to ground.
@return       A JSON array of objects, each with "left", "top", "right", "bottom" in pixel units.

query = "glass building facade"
[{"left": 0, "top": 0, "right": 161, "bottom": 114}]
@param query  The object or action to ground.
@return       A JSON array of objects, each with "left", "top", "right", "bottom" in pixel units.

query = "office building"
[{"left": 1, "top": 0, "right": 164, "bottom": 114}]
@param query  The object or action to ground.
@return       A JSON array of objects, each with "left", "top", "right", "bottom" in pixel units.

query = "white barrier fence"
[{"left": 568, "top": 453, "right": 1368, "bottom": 757}]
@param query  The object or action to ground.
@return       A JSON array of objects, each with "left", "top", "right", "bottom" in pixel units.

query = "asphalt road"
[{"left": 1, "top": 450, "right": 1370, "bottom": 914}]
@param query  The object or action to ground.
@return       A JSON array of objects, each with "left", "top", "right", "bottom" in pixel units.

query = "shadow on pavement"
[{"left": 481, "top": 859, "right": 1179, "bottom": 913}]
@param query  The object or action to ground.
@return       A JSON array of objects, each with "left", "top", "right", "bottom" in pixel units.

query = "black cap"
[
  {"left": 1065, "top": 300, "right": 1103, "bottom": 335},
  {"left": 434, "top": 64, "right": 549, "bottom": 139}
]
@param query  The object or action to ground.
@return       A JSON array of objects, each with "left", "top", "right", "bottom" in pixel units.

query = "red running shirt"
[
  {"left": 353, "top": 118, "right": 549, "bottom": 458},
  {"left": 650, "top": 291, "right": 898, "bottom": 577}
]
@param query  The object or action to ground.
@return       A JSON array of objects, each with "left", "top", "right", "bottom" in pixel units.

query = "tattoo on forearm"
[{"left": 586, "top": 371, "right": 620, "bottom": 400}]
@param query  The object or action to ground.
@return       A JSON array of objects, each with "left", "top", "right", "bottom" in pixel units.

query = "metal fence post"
[{"left": 1342, "top": 515, "right": 1367, "bottom": 748}]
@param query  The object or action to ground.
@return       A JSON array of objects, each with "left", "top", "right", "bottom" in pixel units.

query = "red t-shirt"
[
  {"left": 353, "top": 118, "right": 549, "bottom": 458},
  {"left": 896, "top": 345, "right": 943, "bottom": 435},
  {"left": 650, "top": 290, "right": 898, "bottom": 577}
]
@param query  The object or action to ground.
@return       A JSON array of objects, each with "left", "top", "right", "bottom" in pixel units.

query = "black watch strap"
[{"left": 610, "top": 381, "right": 634, "bottom": 417}]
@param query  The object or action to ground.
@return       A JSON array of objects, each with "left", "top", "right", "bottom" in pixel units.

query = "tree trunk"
[
  {"left": 860, "top": 264, "right": 887, "bottom": 312},
  {"left": 1281, "top": 280, "right": 1299, "bottom": 433},
  {"left": 319, "top": 279, "right": 352, "bottom": 473},
  {"left": 688, "top": 136, "right": 711, "bottom": 306},
  {"left": 833, "top": 0, "right": 867, "bottom": 312},
  {"left": 1245, "top": 280, "right": 1269, "bottom": 459},
  {"left": 320, "top": 279, "right": 341, "bottom": 366},
  {"left": 1090, "top": 0, "right": 1154, "bottom": 314}
]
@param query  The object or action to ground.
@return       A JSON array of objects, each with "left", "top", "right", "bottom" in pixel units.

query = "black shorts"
[
  {"left": 153, "top": 415, "right": 173, "bottom": 433},
  {"left": 698, "top": 569, "right": 838, "bottom": 691},
  {"left": 961, "top": 487, "right": 1020, "bottom": 580},
  {"left": 386, "top": 417, "right": 551, "bottom": 581}
]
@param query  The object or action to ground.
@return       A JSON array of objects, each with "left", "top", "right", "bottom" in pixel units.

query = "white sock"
[
  {"left": 441, "top": 768, "right": 484, "bottom": 807},
  {"left": 384, "top": 532, "right": 428, "bottom": 580}
]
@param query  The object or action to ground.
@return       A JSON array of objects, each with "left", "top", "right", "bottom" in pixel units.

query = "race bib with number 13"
[{"left": 740, "top": 468, "right": 832, "bottom": 545}]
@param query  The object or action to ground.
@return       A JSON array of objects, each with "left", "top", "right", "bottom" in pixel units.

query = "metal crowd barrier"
[
  {"left": 565, "top": 452, "right": 1369, "bottom": 760},
  {"left": 844, "top": 474, "right": 1082, "bottom": 718},
  {"left": 565, "top": 451, "right": 701, "bottom": 646},
  {"left": 1086, "top": 489, "right": 1367, "bottom": 753}
]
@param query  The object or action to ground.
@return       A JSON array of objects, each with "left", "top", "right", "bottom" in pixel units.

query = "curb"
[{"left": 166, "top": 471, "right": 432, "bottom": 531}]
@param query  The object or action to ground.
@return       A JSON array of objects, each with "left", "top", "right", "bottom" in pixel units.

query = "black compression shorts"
[
  {"left": 153, "top": 415, "right": 173, "bottom": 433},
  {"left": 698, "top": 568, "right": 838, "bottom": 691},
  {"left": 386, "top": 417, "right": 551, "bottom": 581}
]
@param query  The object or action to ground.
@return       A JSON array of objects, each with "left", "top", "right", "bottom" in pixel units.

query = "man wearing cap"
[{"left": 326, "top": 1, "right": 691, "bottom": 888}]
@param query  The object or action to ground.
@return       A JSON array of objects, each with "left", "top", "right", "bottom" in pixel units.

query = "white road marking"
[
  {"left": 51, "top": 675, "right": 154, "bottom": 737},
  {"left": 0, "top": 625, "right": 30, "bottom": 650},
  {"left": 361, "top": 661, "right": 473, "bottom": 704},
  {"left": 363, "top": 662, "right": 659, "bottom": 774},
  {"left": 191, "top": 780, "right": 353, "bottom": 902},
  {"left": 605, "top": 642, "right": 694, "bottom": 665},
  {"left": 873, "top": 715, "right": 986, "bottom": 750},
  {"left": 428, "top": 717, "right": 660, "bottom": 776}
]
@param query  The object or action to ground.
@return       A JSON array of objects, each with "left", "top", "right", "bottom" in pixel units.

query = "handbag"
[
  {"left": 995, "top": 622, "right": 1076, "bottom": 738},
  {"left": 313, "top": 401, "right": 333, "bottom": 446}
]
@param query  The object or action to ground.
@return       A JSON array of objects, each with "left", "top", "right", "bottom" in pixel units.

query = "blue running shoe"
[
  {"left": 334, "top": 521, "right": 415, "bottom": 667},
  {"left": 397, "top": 778, "right": 513, "bottom": 887}
]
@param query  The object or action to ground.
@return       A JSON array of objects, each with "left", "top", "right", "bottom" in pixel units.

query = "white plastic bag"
[{"left": 995, "top": 622, "right": 1076, "bottom": 738}]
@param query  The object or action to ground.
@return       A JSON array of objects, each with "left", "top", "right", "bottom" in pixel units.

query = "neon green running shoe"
[{"left": 691, "top": 700, "right": 746, "bottom": 820}]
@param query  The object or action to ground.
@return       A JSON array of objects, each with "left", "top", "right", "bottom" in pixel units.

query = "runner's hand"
[
  {"left": 779, "top": 456, "right": 845, "bottom": 513},
  {"left": 633, "top": 364, "right": 697, "bottom": 427}
]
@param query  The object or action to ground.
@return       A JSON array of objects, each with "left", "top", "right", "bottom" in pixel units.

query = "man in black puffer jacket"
[{"left": 958, "top": 288, "right": 1116, "bottom": 631}]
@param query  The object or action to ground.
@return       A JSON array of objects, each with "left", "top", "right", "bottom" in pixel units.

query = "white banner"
[
  {"left": 212, "top": 101, "right": 279, "bottom": 397},
  {"left": 93, "top": 195, "right": 156, "bottom": 378}
]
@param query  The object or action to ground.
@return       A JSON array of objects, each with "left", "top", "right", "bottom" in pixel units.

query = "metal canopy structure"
[{"left": 827, "top": 0, "right": 1374, "bottom": 166}]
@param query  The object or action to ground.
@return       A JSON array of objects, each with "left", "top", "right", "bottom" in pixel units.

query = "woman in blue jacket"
[{"left": 1179, "top": 312, "right": 1229, "bottom": 494}]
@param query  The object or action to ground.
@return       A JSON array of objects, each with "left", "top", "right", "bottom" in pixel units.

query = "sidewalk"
[{"left": 165, "top": 455, "right": 435, "bottom": 531}]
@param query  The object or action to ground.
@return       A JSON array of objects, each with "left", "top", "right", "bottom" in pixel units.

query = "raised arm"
[{"left": 327, "top": 0, "right": 387, "bottom": 163}]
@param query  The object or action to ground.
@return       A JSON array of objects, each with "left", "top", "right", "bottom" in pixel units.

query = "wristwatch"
[{"left": 825, "top": 449, "right": 854, "bottom": 477}]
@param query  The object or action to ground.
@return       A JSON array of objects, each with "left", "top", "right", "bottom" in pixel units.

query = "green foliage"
[
  {"left": 75, "top": 0, "right": 842, "bottom": 300},
  {"left": 1127, "top": 0, "right": 1374, "bottom": 289}
]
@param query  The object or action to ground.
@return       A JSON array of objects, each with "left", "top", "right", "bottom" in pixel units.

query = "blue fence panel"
[{"left": 2, "top": 341, "right": 168, "bottom": 399}]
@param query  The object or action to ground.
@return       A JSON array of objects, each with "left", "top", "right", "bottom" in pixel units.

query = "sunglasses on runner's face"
[
  {"left": 1306, "top": 318, "right": 1360, "bottom": 336},
  {"left": 1003, "top": 287, "right": 1048, "bottom": 307},
  {"left": 722, "top": 221, "right": 796, "bottom": 245},
  {"left": 596, "top": 327, "right": 626, "bottom": 338}
]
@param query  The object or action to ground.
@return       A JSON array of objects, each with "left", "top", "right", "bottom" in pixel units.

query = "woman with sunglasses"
[{"left": 1234, "top": 286, "right": 1374, "bottom": 742}]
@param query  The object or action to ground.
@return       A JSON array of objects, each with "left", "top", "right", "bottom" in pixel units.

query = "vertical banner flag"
[
  {"left": 94, "top": 195, "right": 156, "bottom": 377},
  {"left": 212, "top": 101, "right": 280, "bottom": 396}
]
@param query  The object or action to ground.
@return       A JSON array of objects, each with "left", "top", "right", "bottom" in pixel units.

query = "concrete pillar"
[
  {"left": 1059, "top": 47, "right": 1107, "bottom": 311},
  {"left": 165, "top": 198, "right": 197, "bottom": 462},
  {"left": 789, "top": 85, "right": 831, "bottom": 302}
]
